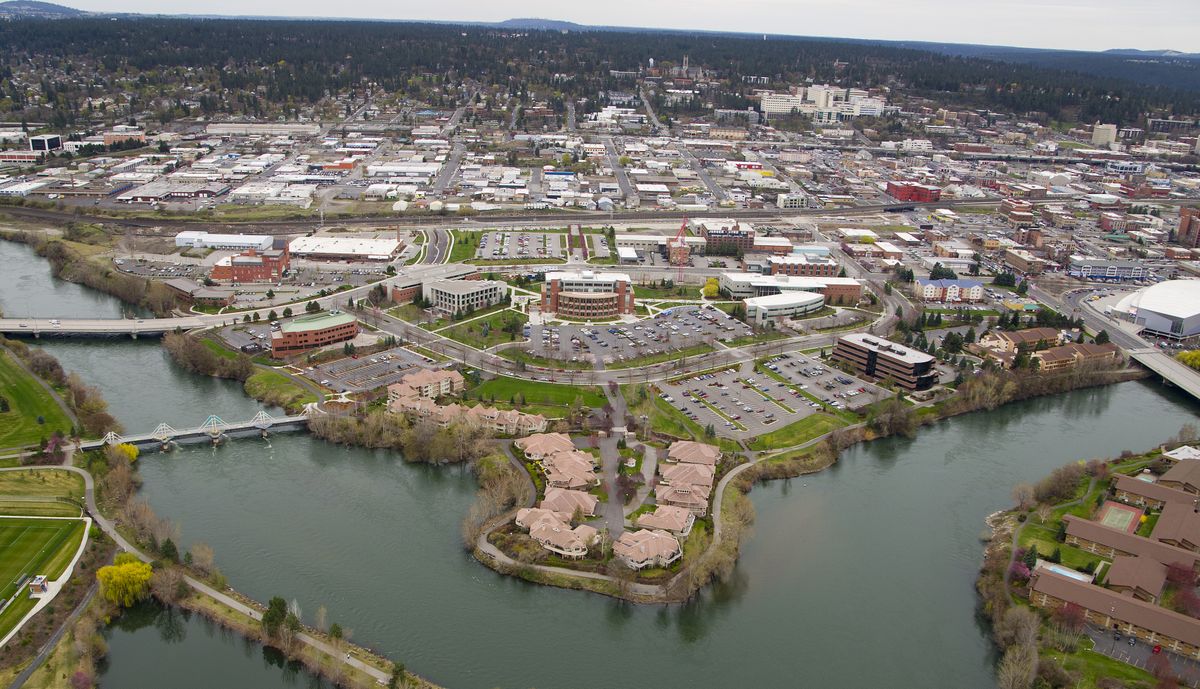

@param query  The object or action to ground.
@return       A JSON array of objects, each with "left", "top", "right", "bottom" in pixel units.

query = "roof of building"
[
  {"left": 987, "top": 327, "right": 1061, "bottom": 345},
  {"left": 916, "top": 278, "right": 984, "bottom": 289},
  {"left": 838, "top": 333, "right": 934, "bottom": 365},
  {"left": 1031, "top": 570, "right": 1200, "bottom": 647},
  {"left": 1161, "top": 460, "right": 1200, "bottom": 490},
  {"left": 545, "top": 270, "right": 632, "bottom": 284},
  {"left": 288, "top": 236, "right": 401, "bottom": 257},
  {"left": 1115, "top": 280, "right": 1200, "bottom": 321},
  {"left": 516, "top": 432, "right": 576, "bottom": 457},
  {"left": 1113, "top": 474, "right": 1196, "bottom": 507},
  {"left": 1166, "top": 446, "right": 1200, "bottom": 462},
  {"left": 667, "top": 441, "right": 721, "bottom": 466},
  {"left": 425, "top": 279, "right": 506, "bottom": 295},
  {"left": 635, "top": 505, "right": 694, "bottom": 533},
  {"left": 1063, "top": 515, "right": 1200, "bottom": 568},
  {"left": 744, "top": 291, "right": 826, "bottom": 310},
  {"left": 612, "top": 529, "right": 681, "bottom": 565},
  {"left": 279, "top": 311, "right": 357, "bottom": 334},
  {"left": 1152, "top": 502, "right": 1200, "bottom": 546},
  {"left": 539, "top": 487, "right": 598, "bottom": 517},
  {"left": 1103, "top": 556, "right": 1167, "bottom": 598},
  {"left": 660, "top": 462, "right": 715, "bottom": 489}
]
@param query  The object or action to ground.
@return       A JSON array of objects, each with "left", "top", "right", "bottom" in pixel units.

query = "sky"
[{"left": 57, "top": 0, "right": 1199, "bottom": 53}]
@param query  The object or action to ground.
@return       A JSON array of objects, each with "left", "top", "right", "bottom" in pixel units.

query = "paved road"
[
  {"left": 679, "top": 144, "right": 728, "bottom": 202},
  {"left": 601, "top": 136, "right": 635, "bottom": 204},
  {"left": 6, "top": 582, "right": 97, "bottom": 689},
  {"left": 639, "top": 86, "right": 664, "bottom": 134},
  {"left": 565, "top": 102, "right": 577, "bottom": 131},
  {"left": 431, "top": 142, "right": 465, "bottom": 196}
]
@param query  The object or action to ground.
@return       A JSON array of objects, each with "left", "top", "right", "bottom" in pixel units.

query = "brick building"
[
  {"left": 210, "top": 248, "right": 290, "bottom": 283},
  {"left": 270, "top": 312, "right": 359, "bottom": 357},
  {"left": 541, "top": 270, "right": 635, "bottom": 318}
]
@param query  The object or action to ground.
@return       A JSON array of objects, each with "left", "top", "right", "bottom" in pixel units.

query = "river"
[{"left": 3, "top": 240, "right": 1199, "bottom": 689}]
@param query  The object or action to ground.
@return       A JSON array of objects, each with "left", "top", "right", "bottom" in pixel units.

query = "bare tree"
[
  {"left": 1010, "top": 483, "right": 1035, "bottom": 511},
  {"left": 996, "top": 642, "right": 1038, "bottom": 689},
  {"left": 314, "top": 605, "right": 328, "bottom": 633},
  {"left": 190, "top": 542, "right": 215, "bottom": 575}
]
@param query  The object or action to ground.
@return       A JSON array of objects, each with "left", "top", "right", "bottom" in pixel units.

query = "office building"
[
  {"left": 424, "top": 279, "right": 507, "bottom": 315},
  {"left": 175, "top": 231, "right": 273, "bottom": 252},
  {"left": 270, "top": 312, "right": 359, "bottom": 357},
  {"left": 210, "top": 248, "right": 290, "bottom": 283},
  {"left": 832, "top": 334, "right": 937, "bottom": 391},
  {"left": 541, "top": 270, "right": 635, "bottom": 318}
]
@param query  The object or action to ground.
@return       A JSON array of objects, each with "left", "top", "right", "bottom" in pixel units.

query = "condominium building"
[
  {"left": 914, "top": 278, "right": 984, "bottom": 303},
  {"left": 831, "top": 334, "right": 937, "bottom": 391},
  {"left": 541, "top": 270, "right": 635, "bottom": 318}
]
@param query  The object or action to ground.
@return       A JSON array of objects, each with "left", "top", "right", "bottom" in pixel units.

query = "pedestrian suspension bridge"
[{"left": 80, "top": 410, "right": 312, "bottom": 451}]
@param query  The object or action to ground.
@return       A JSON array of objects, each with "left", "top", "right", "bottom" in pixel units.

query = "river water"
[{"left": 3, "top": 240, "right": 1198, "bottom": 689}]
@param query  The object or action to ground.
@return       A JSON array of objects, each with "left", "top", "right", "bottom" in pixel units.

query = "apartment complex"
[
  {"left": 541, "top": 270, "right": 635, "bottom": 318},
  {"left": 766, "top": 253, "right": 840, "bottom": 278},
  {"left": 913, "top": 278, "right": 984, "bottom": 303},
  {"left": 270, "top": 312, "right": 359, "bottom": 357},
  {"left": 832, "top": 334, "right": 937, "bottom": 391}
]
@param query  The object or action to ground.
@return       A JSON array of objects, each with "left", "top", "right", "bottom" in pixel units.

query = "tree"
[
  {"left": 266, "top": 289, "right": 275, "bottom": 300},
  {"left": 1052, "top": 601, "right": 1085, "bottom": 636},
  {"left": 262, "top": 596, "right": 288, "bottom": 639},
  {"left": 97, "top": 554, "right": 153, "bottom": 607},
  {"left": 283, "top": 307, "right": 293, "bottom": 317},
  {"left": 267, "top": 310, "right": 278, "bottom": 321},
  {"left": 701, "top": 278, "right": 719, "bottom": 299},
  {"left": 389, "top": 662, "right": 407, "bottom": 689},
  {"left": 996, "top": 642, "right": 1037, "bottom": 689},
  {"left": 160, "top": 537, "right": 179, "bottom": 562},
  {"left": 1094, "top": 329, "right": 1110, "bottom": 345}
]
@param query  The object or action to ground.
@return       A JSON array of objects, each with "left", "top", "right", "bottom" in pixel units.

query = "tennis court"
[
  {"left": 1097, "top": 500, "right": 1143, "bottom": 534},
  {"left": 0, "top": 517, "right": 86, "bottom": 601}
]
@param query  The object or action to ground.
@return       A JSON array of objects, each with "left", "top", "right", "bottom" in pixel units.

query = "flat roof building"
[
  {"left": 288, "top": 236, "right": 402, "bottom": 261},
  {"left": 424, "top": 279, "right": 507, "bottom": 316},
  {"left": 744, "top": 291, "right": 825, "bottom": 325},
  {"left": 270, "top": 311, "right": 358, "bottom": 357},
  {"left": 832, "top": 333, "right": 937, "bottom": 391},
  {"left": 175, "top": 231, "right": 272, "bottom": 252},
  {"left": 541, "top": 270, "right": 635, "bottom": 318}
]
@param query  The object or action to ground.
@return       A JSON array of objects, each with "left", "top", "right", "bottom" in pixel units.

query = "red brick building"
[
  {"left": 270, "top": 312, "right": 359, "bottom": 357},
  {"left": 886, "top": 181, "right": 941, "bottom": 203},
  {"left": 210, "top": 248, "right": 290, "bottom": 283},
  {"left": 541, "top": 270, "right": 635, "bottom": 318},
  {"left": 1179, "top": 208, "right": 1200, "bottom": 249}
]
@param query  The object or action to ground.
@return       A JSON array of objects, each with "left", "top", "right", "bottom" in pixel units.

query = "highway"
[{"left": 1034, "top": 284, "right": 1200, "bottom": 403}]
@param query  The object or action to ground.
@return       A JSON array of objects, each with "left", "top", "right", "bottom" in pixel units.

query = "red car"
[{"left": 1153, "top": 645, "right": 1162, "bottom": 655}]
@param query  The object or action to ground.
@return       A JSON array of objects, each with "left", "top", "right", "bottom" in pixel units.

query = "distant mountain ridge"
[{"left": 0, "top": 0, "right": 84, "bottom": 17}]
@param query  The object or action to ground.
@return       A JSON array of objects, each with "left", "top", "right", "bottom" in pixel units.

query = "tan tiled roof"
[
  {"left": 667, "top": 440, "right": 721, "bottom": 466},
  {"left": 636, "top": 505, "right": 694, "bottom": 534},
  {"left": 542, "top": 451, "right": 599, "bottom": 490},
  {"left": 540, "top": 487, "right": 598, "bottom": 517},
  {"left": 613, "top": 529, "right": 681, "bottom": 567},
  {"left": 516, "top": 433, "right": 576, "bottom": 457},
  {"left": 659, "top": 462, "right": 715, "bottom": 490}
]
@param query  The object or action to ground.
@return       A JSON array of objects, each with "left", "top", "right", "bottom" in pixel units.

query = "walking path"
[
  {"left": 0, "top": 514, "right": 93, "bottom": 648},
  {"left": 2, "top": 348, "right": 79, "bottom": 429},
  {"left": 0, "top": 464, "right": 392, "bottom": 684}
]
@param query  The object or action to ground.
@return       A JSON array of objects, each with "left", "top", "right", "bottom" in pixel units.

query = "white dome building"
[{"left": 1114, "top": 280, "right": 1200, "bottom": 339}]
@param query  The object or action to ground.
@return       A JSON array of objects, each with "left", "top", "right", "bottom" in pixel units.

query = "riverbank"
[
  {"left": 468, "top": 362, "right": 1145, "bottom": 604},
  {"left": 0, "top": 232, "right": 175, "bottom": 317},
  {"left": 975, "top": 434, "right": 1200, "bottom": 689}
]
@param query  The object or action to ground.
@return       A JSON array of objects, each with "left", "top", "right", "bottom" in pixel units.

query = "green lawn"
[
  {"left": 0, "top": 518, "right": 86, "bottom": 602},
  {"left": 0, "top": 350, "right": 73, "bottom": 450},
  {"left": 749, "top": 413, "right": 847, "bottom": 451},
  {"left": 0, "top": 470, "right": 84, "bottom": 500},
  {"left": 386, "top": 303, "right": 430, "bottom": 323},
  {"left": 0, "top": 518, "right": 87, "bottom": 643},
  {"left": 244, "top": 370, "right": 317, "bottom": 412},
  {"left": 467, "top": 376, "right": 606, "bottom": 409},
  {"left": 496, "top": 348, "right": 593, "bottom": 370},
  {"left": 441, "top": 310, "right": 529, "bottom": 349},
  {"left": 632, "top": 284, "right": 698, "bottom": 299}
]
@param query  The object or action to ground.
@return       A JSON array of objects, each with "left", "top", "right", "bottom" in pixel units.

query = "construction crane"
[{"left": 669, "top": 217, "right": 690, "bottom": 284}]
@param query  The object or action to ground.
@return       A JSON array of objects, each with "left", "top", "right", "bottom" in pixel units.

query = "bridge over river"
[{"left": 82, "top": 410, "right": 311, "bottom": 452}]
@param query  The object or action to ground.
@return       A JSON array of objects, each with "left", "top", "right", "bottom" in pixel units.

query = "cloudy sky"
[{"left": 61, "top": 0, "right": 1197, "bottom": 52}]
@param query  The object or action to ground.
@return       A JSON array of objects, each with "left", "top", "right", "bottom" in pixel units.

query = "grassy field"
[
  {"left": 0, "top": 470, "right": 84, "bottom": 500},
  {"left": 244, "top": 370, "right": 317, "bottom": 412},
  {"left": 496, "top": 348, "right": 593, "bottom": 370},
  {"left": 749, "top": 413, "right": 847, "bottom": 451},
  {"left": 0, "top": 351, "right": 73, "bottom": 450},
  {"left": 0, "top": 518, "right": 86, "bottom": 601},
  {"left": 441, "top": 310, "right": 529, "bottom": 349},
  {"left": 467, "top": 376, "right": 605, "bottom": 409}
]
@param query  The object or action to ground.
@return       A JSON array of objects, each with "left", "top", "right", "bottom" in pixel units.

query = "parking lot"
[
  {"left": 528, "top": 305, "right": 755, "bottom": 366},
  {"left": 759, "top": 352, "right": 886, "bottom": 412},
  {"left": 659, "top": 362, "right": 820, "bottom": 438},
  {"left": 476, "top": 231, "right": 564, "bottom": 261},
  {"left": 303, "top": 346, "right": 436, "bottom": 392}
]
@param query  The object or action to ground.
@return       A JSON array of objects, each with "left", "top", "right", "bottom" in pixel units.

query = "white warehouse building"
[
  {"left": 174, "top": 231, "right": 273, "bottom": 251},
  {"left": 1113, "top": 280, "right": 1200, "bottom": 340}
]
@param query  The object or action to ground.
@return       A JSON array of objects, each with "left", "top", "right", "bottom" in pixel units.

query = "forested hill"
[{"left": 1, "top": 17, "right": 1196, "bottom": 127}]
